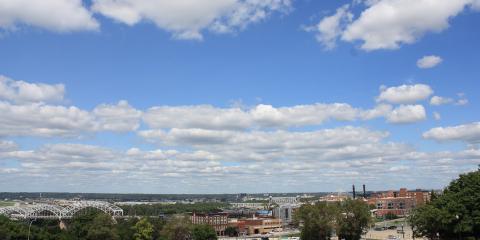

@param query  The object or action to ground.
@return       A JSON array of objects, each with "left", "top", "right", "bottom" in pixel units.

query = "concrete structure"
[
  {"left": 230, "top": 202, "right": 265, "bottom": 209},
  {"left": 318, "top": 194, "right": 349, "bottom": 202},
  {"left": 191, "top": 212, "right": 229, "bottom": 236},
  {"left": 270, "top": 196, "right": 298, "bottom": 205},
  {"left": 273, "top": 204, "right": 297, "bottom": 227}
]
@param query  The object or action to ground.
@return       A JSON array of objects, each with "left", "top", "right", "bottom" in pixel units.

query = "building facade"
[
  {"left": 368, "top": 188, "right": 430, "bottom": 217},
  {"left": 191, "top": 212, "right": 229, "bottom": 236}
]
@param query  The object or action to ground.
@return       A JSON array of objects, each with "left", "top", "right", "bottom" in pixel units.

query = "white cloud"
[
  {"left": 92, "top": 0, "right": 291, "bottom": 40},
  {"left": 143, "top": 105, "right": 252, "bottom": 130},
  {"left": 0, "top": 0, "right": 99, "bottom": 32},
  {"left": 377, "top": 84, "right": 433, "bottom": 104},
  {"left": 433, "top": 112, "right": 441, "bottom": 121},
  {"left": 342, "top": 0, "right": 474, "bottom": 50},
  {"left": 386, "top": 104, "right": 426, "bottom": 124},
  {"left": 143, "top": 102, "right": 418, "bottom": 130},
  {"left": 417, "top": 55, "right": 443, "bottom": 69},
  {"left": 0, "top": 75, "right": 65, "bottom": 103},
  {"left": 0, "top": 101, "right": 96, "bottom": 137},
  {"left": 305, "top": 4, "right": 352, "bottom": 50},
  {"left": 430, "top": 96, "right": 453, "bottom": 106},
  {"left": 3, "top": 127, "right": 478, "bottom": 192},
  {"left": 423, "top": 122, "right": 480, "bottom": 144},
  {"left": 456, "top": 98, "right": 469, "bottom": 106},
  {"left": 93, "top": 100, "right": 142, "bottom": 132},
  {"left": 309, "top": 0, "right": 478, "bottom": 51}
]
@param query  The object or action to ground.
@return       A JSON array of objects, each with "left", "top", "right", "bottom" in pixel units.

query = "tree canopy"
[
  {"left": 409, "top": 167, "right": 480, "bottom": 239},
  {"left": 295, "top": 199, "right": 372, "bottom": 240}
]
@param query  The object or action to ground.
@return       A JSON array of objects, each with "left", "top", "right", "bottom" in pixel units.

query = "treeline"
[
  {"left": 0, "top": 212, "right": 217, "bottom": 240},
  {"left": 408, "top": 167, "right": 480, "bottom": 239},
  {"left": 0, "top": 193, "right": 235, "bottom": 202},
  {"left": 121, "top": 202, "right": 229, "bottom": 216},
  {"left": 294, "top": 199, "right": 372, "bottom": 240}
]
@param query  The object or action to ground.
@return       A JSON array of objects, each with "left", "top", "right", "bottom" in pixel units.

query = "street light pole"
[{"left": 27, "top": 219, "right": 35, "bottom": 240}]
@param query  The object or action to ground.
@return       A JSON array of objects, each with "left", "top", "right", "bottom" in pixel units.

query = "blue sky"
[{"left": 0, "top": 0, "right": 479, "bottom": 193}]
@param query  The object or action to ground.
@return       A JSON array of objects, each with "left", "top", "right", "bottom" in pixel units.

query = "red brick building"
[
  {"left": 368, "top": 188, "right": 430, "bottom": 217},
  {"left": 191, "top": 212, "right": 229, "bottom": 236}
]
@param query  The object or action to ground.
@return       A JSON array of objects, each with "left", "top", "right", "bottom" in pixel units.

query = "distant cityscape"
[{"left": 0, "top": 185, "right": 435, "bottom": 239}]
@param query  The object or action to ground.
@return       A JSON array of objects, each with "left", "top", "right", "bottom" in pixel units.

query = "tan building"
[
  {"left": 231, "top": 217, "right": 283, "bottom": 235},
  {"left": 191, "top": 212, "right": 228, "bottom": 236}
]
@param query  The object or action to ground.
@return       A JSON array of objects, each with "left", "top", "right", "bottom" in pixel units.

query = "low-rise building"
[
  {"left": 231, "top": 217, "right": 283, "bottom": 235},
  {"left": 191, "top": 212, "right": 229, "bottom": 236},
  {"left": 368, "top": 188, "right": 430, "bottom": 217}
]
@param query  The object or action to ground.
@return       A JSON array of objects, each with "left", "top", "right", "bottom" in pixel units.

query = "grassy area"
[{"left": 0, "top": 201, "right": 15, "bottom": 207}]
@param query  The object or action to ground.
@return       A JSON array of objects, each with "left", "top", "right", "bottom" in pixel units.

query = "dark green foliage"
[
  {"left": 295, "top": 200, "right": 372, "bottom": 240},
  {"left": 409, "top": 168, "right": 480, "bottom": 239},
  {"left": 336, "top": 199, "right": 372, "bottom": 240},
  {"left": 160, "top": 216, "right": 192, "bottom": 240},
  {"left": 191, "top": 224, "right": 217, "bottom": 240},
  {"left": 383, "top": 212, "right": 398, "bottom": 220},
  {"left": 85, "top": 214, "right": 119, "bottom": 240},
  {"left": 294, "top": 202, "right": 337, "bottom": 240},
  {"left": 116, "top": 218, "right": 139, "bottom": 240},
  {"left": 133, "top": 218, "right": 154, "bottom": 240},
  {"left": 224, "top": 226, "right": 238, "bottom": 237},
  {"left": 121, "top": 202, "right": 228, "bottom": 216}
]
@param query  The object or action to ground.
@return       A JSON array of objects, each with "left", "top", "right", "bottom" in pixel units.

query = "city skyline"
[{"left": 0, "top": 0, "right": 479, "bottom": 193}]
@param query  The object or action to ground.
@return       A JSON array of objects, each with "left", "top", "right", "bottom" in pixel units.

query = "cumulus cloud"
[
  {"left": 91, "top": 0, "right": 291, "bottom": 40},
  {"left": 417, "top": 55, "right": 443, "bottom": 69},
  {"left": 377, "top": 84, "right": 433, "bottom": 104},
  {"left": 423, "top": 122, "right": 480, "bottom": 144},
  {"left": 304, "top": 4, "right": 352, "bottom": 50},
  {"left": 430, "top": 96, "right": 453, "bottom": 106},
  {"left": 2, "top": 128, "right": 479, "bottom": 192},
  {"left": 308, "top": 0, "right": 478, "bottom": 51},
  {"left": 0, "top": 75, "right": 65, "bottom": 103},
  {"left": 0, "top": 101, "right": 96, "bottom": 137},
  {"left": 386, "top": 104, "right": 426, "bottom": 124},
  {"left": 0, "top": 0, "right": 99, "bottom": 32},
  {"left": 433, "top": 112, "right": 441, "bottom": 121},
  {"left": 93, "top": 100, "right": 142, "bottom": 132}
]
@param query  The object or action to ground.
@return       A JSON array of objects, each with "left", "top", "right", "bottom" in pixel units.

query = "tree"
[
  {"left": 160, "top": 216, "right": 192, "bottom": 240},
  {"left": 133, "top": 218, "right": 154, "bottom": 240},
  {"left": 191, "top": 224, "right": 217, "bottom": 240},
  {"left": 336, "top": 199, "right": 372, "bottom": 240},
  {"left": 294, "top": 202, "right": 337, "bottom": 240},
  {"left": 409, "top": 168, "right": 480, "bottom": 239},
  {"left": 224, "top": 226, "right": 238, "bottom": 237},
  {"left": 85, "top": 214, "right": 119, "bottom": 240},
  {"left": 117, "top": 218, "right": 138, "bottom": 240}
]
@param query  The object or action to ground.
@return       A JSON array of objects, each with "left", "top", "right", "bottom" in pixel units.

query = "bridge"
[{"left": 0, "top": 201, "right": 123, "bottom": 220}]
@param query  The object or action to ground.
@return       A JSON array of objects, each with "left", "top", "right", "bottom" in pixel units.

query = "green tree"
[
  {"left": 224, "top": 226, "right": 238, "bottom": 237},
  {"left": 133, "top": 218, "right": 154, "bottom": 240},
  {"left": 294, "top": 202, "right": 337, "bottom": 240},
  {"left": 160, "top": 216, "right": 192, "bottom": 240},
  {"left": 85, "top": 213, "right": 119, "bottom": 240},
  {"left": 409, "top": 168, "right": 480, "bottom": 239},
  {"left": 191, "top": 224, "right": 217, "bottom": 240},
  {"left": 336, "top": 199, "right": 372, "bottom": 240},
  {"left": 116, "top": 218, "right": 138, "bottom": 240}
]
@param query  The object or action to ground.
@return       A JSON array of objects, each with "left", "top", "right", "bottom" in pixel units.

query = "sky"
[{"left": 0, "top": 0, "right": 479, "bottom": 194}]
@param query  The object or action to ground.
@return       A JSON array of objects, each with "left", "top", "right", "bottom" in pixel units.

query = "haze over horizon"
[{"left": 0, "top": 0, "right": 479, "bottom": 194}]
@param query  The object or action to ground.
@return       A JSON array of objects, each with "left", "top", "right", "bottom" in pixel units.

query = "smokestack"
[
  {"left": 363, "top": 184, "right": 366, "bottom": 199},
  {"left": 352, "top": 185, "right": 356, "bottom": 199}
]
